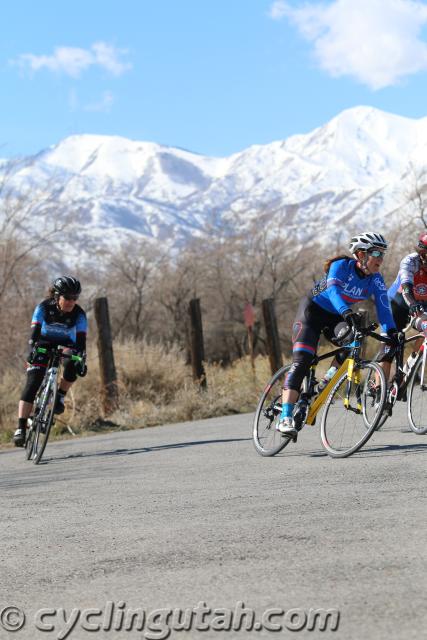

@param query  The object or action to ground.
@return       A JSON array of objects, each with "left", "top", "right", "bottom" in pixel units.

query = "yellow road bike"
[{"left": 253, "top": 323, "right": 388, "bottom": 458}]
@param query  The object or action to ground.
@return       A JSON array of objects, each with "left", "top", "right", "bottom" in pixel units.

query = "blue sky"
[{"left": 2, "top": 0, "right": 427, "bottom": 158}]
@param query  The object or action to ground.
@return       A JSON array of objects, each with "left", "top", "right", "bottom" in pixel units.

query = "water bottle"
[
  {"left": 403, "top": 352, "right": 418, "bottom": 375},
  {"left": 317, "top": 365, "right": 338, "bottom": 392}
]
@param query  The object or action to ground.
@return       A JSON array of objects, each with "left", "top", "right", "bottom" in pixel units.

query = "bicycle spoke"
[
  {"left": 253, "top": 365, "right": 292, "bottom": 457},
  {"left": 32, "top": 382, "right": 57, "bottom": 464},
  {"left": 321, "top": 362, "right": 386, "bottom": 457},
  {"left": 362, "top": 368, "right": 390, "bottom": 431}
]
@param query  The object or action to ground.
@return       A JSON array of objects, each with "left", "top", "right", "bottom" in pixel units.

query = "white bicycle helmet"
[{"left": 349, "top": 232, "right": 388, "bottom": 255}]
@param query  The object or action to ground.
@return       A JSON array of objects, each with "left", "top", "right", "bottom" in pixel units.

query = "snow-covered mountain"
[{"left": 2, "top": 106, "right": 427, "bottom": 268}]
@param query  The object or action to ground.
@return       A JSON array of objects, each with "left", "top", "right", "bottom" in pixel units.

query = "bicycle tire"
[
  {"left": 31, "top": 378, "right": 57, "bottom": 464},
  {"left": 25, "top": 386, "right": 44, "bottom": 461},
  {"left": 253, "top": 365, "right": 293, "bottom": 457},
  {"left": 407, "top": 358, "right": 427, "bottom": 434},
  {"left": 362, "top": 367, "right": 390, "bottom": 431},
  {"left": 24, "top": 418, "right": 36, "bottom": 460},
  {"left": 320, "top": 361, "right": 387, "bottom": 458}
]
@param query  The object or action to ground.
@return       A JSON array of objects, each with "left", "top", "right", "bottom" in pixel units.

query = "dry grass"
[
  {"left": 0, "top": 341, "right": 273, "bottom": 446},
  {"left": 2, "top": 334, "right": 412, "bottom": 447}
]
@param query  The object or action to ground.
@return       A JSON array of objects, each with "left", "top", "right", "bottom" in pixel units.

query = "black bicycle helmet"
[{"left": 52, "top": 276, "right": 81, "bottom": 297}]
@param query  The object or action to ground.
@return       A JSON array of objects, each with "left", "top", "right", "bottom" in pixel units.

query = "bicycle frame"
[
  {"left": 305, "top": 334, "right": 367, "bottom": 425},
  {"left": 420, "top": 340, "right": 427, "bottom": 389},
  {"left": 379, "top": 331, "right": 426, "bottom": 403},
  {"left": 305, "top": 358, "right": 349, "bottom": 424}
]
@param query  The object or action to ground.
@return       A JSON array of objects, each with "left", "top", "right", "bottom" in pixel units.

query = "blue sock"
[{"left": 280, "top": 402, "right": 295, "bottom": 420}]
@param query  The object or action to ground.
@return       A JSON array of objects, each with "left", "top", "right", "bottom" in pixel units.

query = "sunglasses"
[
  {"left": 63, "top": 294, "right": 79, "bottom": 301},
  {"left": 367, "top": 249, "right": 385, "bottom": 259}
]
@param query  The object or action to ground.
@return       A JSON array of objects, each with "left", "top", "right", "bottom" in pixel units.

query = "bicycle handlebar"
[{"left": 36, "top": 346, "right": 83, "bottom": 362}]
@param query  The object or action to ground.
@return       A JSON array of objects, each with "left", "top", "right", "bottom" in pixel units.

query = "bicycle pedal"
[{"left": 282, "top": 432, "right": 297, "bottom": 443}]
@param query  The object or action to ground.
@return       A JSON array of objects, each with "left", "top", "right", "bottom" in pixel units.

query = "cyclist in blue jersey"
[
  {"left": 13, "top": 276, "right": 88, "bottom": 447},
  {"left": 277, "top": 232, "right": 398, "bottom": 439}
]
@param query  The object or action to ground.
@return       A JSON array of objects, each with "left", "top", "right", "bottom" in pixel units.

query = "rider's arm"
[
  {"left": 372, "top": 275, "right": 396, "bottom": 333},
  {"left": 402, "top": 283, "right": 417, "bottom": 308},
  {"left": 324, "top": 260, "right": 352, "bottom": 315},
  {"left": 75, "top": 310, "right": 88, "bottom": 352},
  {"left": 398, "top": 254, "right": 417, "bottom": 307},
  {"left": 29, "top": 304, "right": 44, "bottom": 344}
]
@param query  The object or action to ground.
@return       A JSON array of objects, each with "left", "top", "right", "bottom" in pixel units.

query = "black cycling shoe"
[{"left": 13, "top": 427, "right": 26, "bottom": 447}]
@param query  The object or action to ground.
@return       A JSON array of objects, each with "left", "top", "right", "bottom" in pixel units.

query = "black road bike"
[{"left": 370, "top": 329, "right": 427, "bottom": 434}]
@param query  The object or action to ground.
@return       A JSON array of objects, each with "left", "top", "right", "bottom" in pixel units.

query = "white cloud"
[
  {"left": 269, "top": 0, "right": 427, "bottom": 90},
  {"left": 14, "top": 42, "right": 131, "bottom": 78},
  {"left": 269, "top": 1, "right": 289, "bottom": 19},
  {"left": 84, "top": 91, "right": 114, "bottom": 113}
]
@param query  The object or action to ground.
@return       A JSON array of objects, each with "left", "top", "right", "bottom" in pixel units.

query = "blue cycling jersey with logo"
[
  {"left": 312, "top": 258, "right": 395, "bottom": 332},
  {"left": 31, "top": 299, "right": 88, "bottom": 346}
]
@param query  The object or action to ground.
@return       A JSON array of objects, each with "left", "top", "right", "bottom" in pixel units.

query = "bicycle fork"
[
  {"left": 344, "top": 357, "right": 362, "bottom": 414},
  {"left": 39, "top": 367, "right": 58, "bottom": 417}
]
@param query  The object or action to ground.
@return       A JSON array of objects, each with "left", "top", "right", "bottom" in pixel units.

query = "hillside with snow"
[{"left": 1, "top": 106, "right": 426, "bottom": 268}]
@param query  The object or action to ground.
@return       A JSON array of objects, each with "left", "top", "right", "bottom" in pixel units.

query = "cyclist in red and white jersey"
[{"left": 387, "top": 231, "right": 427, "bottom": 337}]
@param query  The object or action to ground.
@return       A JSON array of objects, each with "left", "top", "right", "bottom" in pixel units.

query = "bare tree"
[
  {"left": 98, "top": 238, "right": 166, "bottom": 341},
  {"left": 404, "top": 162, "right": 427, "bottom": 229}
]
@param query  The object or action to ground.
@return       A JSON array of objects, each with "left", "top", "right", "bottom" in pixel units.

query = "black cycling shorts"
[{"left": 284, "top": 296, "right": 345, "bottom": 392}]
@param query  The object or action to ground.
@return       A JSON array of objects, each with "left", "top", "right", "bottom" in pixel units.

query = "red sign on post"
[{"left": 244, "top": 302, "right": 256, "bottom": 328}]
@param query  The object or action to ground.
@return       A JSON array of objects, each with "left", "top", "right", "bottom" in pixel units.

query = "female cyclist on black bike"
[{"left": 13, "top": 276, "right": 87, "bottom": 447}]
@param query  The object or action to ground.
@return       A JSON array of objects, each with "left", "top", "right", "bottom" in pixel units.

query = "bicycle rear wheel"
[
  {"left": 407, "top": 358, "right": 427, "bottom": 434},
  {"left": 253, "top": 365, "right": 293, "bottom": 456},
  {"left": 31, "top": 379, "right": 57, "bottom": 464},
  {"left": 320, "top": 361, "right": 386, "bottom": 458}
]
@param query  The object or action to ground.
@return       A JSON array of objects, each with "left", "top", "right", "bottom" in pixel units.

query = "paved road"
[{"left": 0, "top": 404, "right": 426, "bottom": 640}]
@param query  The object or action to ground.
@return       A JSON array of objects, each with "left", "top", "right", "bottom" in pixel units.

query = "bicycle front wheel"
[
  {"left": 253, "top": 365, "right": 293, "bottom": 457},
  {"left": 320, "top": 361, "right": 386, "bottom": 458},
  {"left": 32, "top": 380, "right": 57, "bottom": 464},
  {"left": 24, "top": 419, "right": 36, "bottom": 460},
  {"left": 362, "top": 367, "right": 390, "bottom": 431},
  {"left": 407, "top": 358, "right": 427, "bottom": 434}
]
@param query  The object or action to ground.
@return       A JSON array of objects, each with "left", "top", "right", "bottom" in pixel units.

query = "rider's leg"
[
  {"left": 14, "top": 367, "right": 45, "bottom": 446},
  {"left": 54, "top": 360, "right": 78, "bottom": 414},
  {"left": 278, "top": 297, "right": 329, "bottom": 436},
  {"left": 58, "top": 379, "right": 73, "bottom": 393},
  {"left": 19, "top": 400, "right": 33, "bottom": 419}
]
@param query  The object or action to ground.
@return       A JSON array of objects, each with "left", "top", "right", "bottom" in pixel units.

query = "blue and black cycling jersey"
[
  {"left": 311, "top": 258, "right": 395, "bottom": 332},
  {"left": 30, "top": 298, "right": 87, "bottom": 350},
  {"left": 284, "top": 259, "right": 396, "bottom": 391}
]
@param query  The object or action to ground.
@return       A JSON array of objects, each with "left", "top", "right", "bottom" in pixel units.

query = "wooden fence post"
[
  {"left": 244, "top": 302, "right": 256, "bottom": 373},
  {"left": 189, "top": 298, "right": 207, "bottom": 389},
  {"left": 262, "top": 297, "right": 283, "bottom": 375},
  {"left": 94, "top": 297, "right": 119, "bottom": 415}
]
